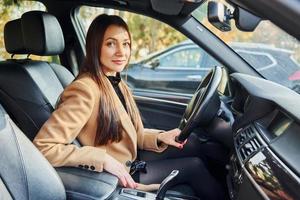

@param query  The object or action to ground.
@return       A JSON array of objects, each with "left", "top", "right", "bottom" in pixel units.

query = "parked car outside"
[{"left": 124, "top": 40, "right": 300, "bottom": 94}]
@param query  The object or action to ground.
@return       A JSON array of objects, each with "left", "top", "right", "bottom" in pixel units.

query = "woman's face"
[{"left": 100, "top": 25, "right": 131, "bottom": 76}]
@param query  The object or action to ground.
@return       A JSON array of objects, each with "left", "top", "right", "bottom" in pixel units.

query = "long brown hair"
[{"left": 80, "top": 14, "right": 140, "bottom": 146}]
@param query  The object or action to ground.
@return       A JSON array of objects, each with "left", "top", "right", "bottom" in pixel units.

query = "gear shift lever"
[{"left": 156, "top": 170, "right": 179, "bottom": 200}]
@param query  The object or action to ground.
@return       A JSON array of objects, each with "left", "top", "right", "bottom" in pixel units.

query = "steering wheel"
[{"left": 176, "top": 66, "right": 223, "bottom": 142}]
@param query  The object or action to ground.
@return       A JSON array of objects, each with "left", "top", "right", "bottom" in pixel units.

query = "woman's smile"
[{"left": 111, "top": 59, "right": 126, "bottom": 65}]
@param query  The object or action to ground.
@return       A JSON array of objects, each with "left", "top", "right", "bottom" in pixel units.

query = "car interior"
[{"left": 0, "top": 0, "right": 299, "bottom": 200}]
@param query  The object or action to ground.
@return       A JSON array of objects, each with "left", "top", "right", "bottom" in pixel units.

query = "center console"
[
  {"left": 56, "top": 167, "right": 198, "bottom": 200},
  {"left": 110, "top": 187, "right": 199, "bottom": 200},
  {"left": 109, "top": 170, "right": 197, "bottom": 200},
  {"left": 111, "top": 188, "right": 162, "bottom": 200}
]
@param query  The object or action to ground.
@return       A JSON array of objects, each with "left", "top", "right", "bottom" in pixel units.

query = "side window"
[
  {"left": 77, "top": 6, "right": 221, "bottom": 95},
  {"left": 0, "top": 1, "right": 59, "bottom": 63},
  {"left": 236, "top": 51, "right": 275, "bottom": 70},
  {"left": 158, "top": 48, "right": 202, "bottom": 69}
]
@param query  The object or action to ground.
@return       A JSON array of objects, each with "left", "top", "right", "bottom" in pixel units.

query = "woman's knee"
[{"left": 189, "top": 157, "right": 205, "bottom": 169}]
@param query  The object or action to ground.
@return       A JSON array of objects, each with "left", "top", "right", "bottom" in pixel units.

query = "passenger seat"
[
  {"left": 0, "top": 11, "right": 74, "bottom": 141},
  {"left": 0, "top": 103, "right": 66, "bottom": 200}
]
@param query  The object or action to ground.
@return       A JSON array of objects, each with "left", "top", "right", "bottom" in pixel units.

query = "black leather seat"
[
  {"left": 0, "top": 11, "right": 74, "bottom": 141},
  {"left": 0, "top": 103, "right": 66, "bottom": 200},
  {"left": 0, "top": 11, "right": 119, "bottom": 200}
]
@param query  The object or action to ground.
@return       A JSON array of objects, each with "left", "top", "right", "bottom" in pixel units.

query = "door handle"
[{"left": 187, "top": 75, "right": 202, "bottom": 81}]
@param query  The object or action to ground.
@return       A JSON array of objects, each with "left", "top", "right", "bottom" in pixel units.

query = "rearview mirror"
[
  {"left": 208, "top": 1, "right": 232, "bottom": 32},
  {"left": 207, "top": 1, "right": 262, "bottom": 32},
  {"left": 233, "top": 7, "right": 262, "bottom": 32}
]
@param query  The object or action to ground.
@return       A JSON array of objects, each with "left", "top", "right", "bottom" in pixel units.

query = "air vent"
[
  {"left": 235, "top": 125, "right": 262, "bottom": 162},
  {"left": 239, "top": 137, "right": 262, "bottom": 162},
  {"left": 235, "top": 125, "right": 256, "bottom": 148}
]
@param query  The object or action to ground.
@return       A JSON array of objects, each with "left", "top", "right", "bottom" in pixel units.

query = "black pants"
[{"left": 135, "top": 133, "right": 225, "bottom": 200}]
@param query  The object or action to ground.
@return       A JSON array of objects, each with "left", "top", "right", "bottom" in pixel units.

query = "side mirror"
[
  {"left": 150, "top": 59, "right": 160, "bottom": 69},
  {"left": 208, "top": 1, "right": 232, "bottom": 32}
]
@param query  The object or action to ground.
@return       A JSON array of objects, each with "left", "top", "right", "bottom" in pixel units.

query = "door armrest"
[{"left": 56, "top": 167, "right": 118, "bottom": 200}]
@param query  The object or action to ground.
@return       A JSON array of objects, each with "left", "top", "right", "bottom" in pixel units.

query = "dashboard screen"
[{"left": 268, "top": 110, "right": 293, "bottom": 137}]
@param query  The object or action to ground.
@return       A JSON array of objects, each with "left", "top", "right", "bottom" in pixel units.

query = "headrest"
[
  {"left": 21, "top": 11, "right": 65, "bottom": 56},
  {"left": 4, "top": 19, "right": 26, "bottom": 54}
]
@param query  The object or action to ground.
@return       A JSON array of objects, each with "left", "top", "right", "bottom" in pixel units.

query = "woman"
[{"left": 33, "top": 14, "right": 224, "bottom": 199}]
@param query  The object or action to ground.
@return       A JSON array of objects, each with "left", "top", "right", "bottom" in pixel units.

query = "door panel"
[
  {"left": 135, "top": 95, "right": 230, "bottom": 167},
  {"left": 134, "top": 95, "right": 187, "bottom": 130}
]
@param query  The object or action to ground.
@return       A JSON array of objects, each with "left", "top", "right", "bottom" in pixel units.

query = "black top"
[{"left": 106, "top": 73, "right": 127, "bottom": 112}]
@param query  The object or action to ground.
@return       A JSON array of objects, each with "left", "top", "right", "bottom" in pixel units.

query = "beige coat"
[{"left": 33, "top": 75, "right": 167, "bottom": 172}]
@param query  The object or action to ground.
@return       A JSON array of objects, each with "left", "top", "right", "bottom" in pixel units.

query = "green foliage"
[
  {"left": 78, "top": 7, "right": 187, "bottom": 61},
  {"left": 2, "top": 0, "right": 19, "bottom": 7},
  {"left": 126, "top": 13, "right": 187, "bottom": 60}
]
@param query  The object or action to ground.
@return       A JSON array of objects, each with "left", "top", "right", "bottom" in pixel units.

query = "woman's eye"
[
  {"left": 123, "top": 42, "right": 130, "bottom": 47},
  {"left": 106, "top": 41, "right": 115, "bottom": 47}
]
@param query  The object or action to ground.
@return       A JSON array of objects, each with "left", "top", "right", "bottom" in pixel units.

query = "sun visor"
[{"left": 150, "top": 0, "right": 204, "bottom": 16}]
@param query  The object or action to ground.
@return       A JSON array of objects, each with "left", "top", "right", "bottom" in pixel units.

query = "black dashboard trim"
[
  {"left": 231, "top": 73, "right": 300, "bottom": 123},
  {"left": 245, "top": 148, "right": 300, "bottom": 200}
]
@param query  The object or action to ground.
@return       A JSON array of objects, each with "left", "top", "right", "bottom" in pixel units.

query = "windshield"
[{"left": 192, "top": 1, "right": 300, "bottom": 93}]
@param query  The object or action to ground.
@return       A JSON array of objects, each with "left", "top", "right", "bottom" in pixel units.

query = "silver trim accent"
[
  {"left": 134, "top": 88, "right": 193, "bottom": 97},
  {"left": 134, "top": 95, "right": 188, "bottom": 106},
  {"left": 156, "top": 67, "right": 210, "bottom": 70}
]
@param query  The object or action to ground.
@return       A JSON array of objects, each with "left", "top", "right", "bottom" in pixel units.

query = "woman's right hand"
[{"left": 103, "top": 154, "right": 137, "bottom": 189}]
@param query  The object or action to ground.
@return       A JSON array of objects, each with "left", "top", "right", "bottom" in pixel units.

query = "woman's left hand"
[{"left": 157, "top": 128, "right": 187, "bottom": 149}]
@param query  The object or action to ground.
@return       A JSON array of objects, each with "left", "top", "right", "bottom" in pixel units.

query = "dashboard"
[{"left": 228, "top": 73, "right": 300, "bottom": 200}]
